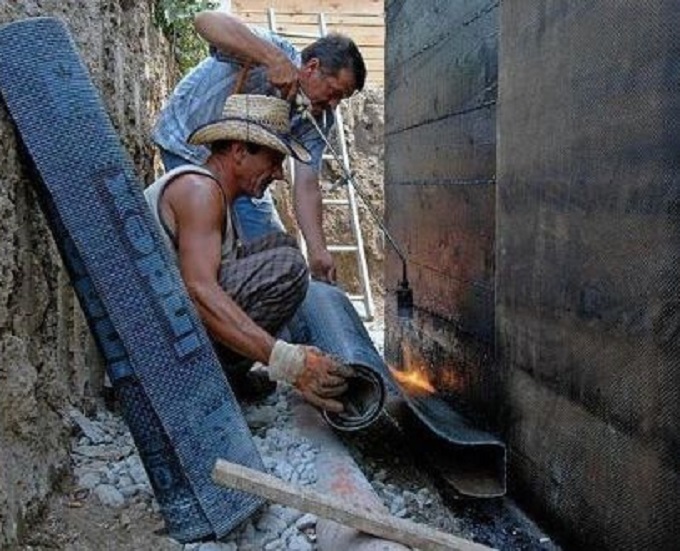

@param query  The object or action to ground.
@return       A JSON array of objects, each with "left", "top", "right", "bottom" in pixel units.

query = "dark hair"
[
  {"left": 302, "top": 33, "right": 366, "bottom": 92},
  {"left": 209, "top": 140, "right": 261, "bottom": 155},
  {"left": 209, "top": 140, "right": 233, "bottom": 154}
]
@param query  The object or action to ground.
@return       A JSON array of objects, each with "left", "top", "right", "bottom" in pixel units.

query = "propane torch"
[{"left": 296, "top": 92, "right": 414, "bottom": 320}]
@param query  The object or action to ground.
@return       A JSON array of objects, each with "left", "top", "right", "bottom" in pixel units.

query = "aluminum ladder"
[{"left": 266, "top": 8, "right": 375, "bottom": 321}]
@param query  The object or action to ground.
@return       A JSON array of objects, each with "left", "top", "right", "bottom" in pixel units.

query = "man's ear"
[
  {"left": 301, "top": 57, "right": 319, "bottom": 75},
  {"left": 232, "top": 141, "right": 247, "bottom": 164}
]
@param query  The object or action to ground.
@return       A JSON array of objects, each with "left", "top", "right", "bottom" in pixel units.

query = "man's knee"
[{"left": 277, "top": 246, "right": 309, "bottom": 306}]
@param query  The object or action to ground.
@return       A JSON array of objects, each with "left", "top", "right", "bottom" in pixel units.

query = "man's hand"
[
  {"left": 308, "top": 248, "right": 337, "bottom": 284},
  {"left": 296, "top": 346, "right": 354, "bottom": 412},
  {"left": 267, "top": 340, "right": 354, "bottom": 412},
  {"left": 194, "top": 11, "right": 300, "bottom": 101},
  {"left": 266, "top": 51, "right": 299, "bottom": 101}
]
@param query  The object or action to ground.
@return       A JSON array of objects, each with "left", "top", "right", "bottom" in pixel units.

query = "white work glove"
[{"left": 267, "top": 340, "right": 354, "bottom": 412}]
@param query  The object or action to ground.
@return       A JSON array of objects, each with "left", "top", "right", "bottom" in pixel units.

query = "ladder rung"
[
  {"left": 347, "top": 294, "right": 366, "bottom": 302},
  {"left": 327, "top": 245, "right": 359, "bottom": 253},
  {"left": 323, "top": 199, "right": 350, "bottom": 206}
]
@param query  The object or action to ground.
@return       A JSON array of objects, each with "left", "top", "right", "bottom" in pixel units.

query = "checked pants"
[{"left": 214, "top": 231, "right": 309, "bottom": 373}]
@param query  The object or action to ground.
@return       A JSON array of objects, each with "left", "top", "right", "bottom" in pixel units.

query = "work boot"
[{"left": 225, "top": 361, "right": 277, "bottom": 403}]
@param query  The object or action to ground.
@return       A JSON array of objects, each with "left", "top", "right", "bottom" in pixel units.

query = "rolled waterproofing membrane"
[
  {"left": 290, "top": 281, "right": 506, "bottom": 497},
  {"left": 288, "top": 281, "right": 391, "bottom": 431},
  {"left": 0, "top": 17, "right": 263, "bottom": 541}
]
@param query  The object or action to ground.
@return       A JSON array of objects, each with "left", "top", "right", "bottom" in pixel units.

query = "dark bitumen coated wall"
[
  {"left": 498, "top": 1, "right": 680, "bottom": 548},
  {"left": 384, "top": 0, "right": 499, "bottom": 428}
]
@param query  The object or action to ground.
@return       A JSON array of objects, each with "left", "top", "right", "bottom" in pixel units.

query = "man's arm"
[
  {"left": 164, "top": 175, "right": 351, "bottom": 412},
  {"left": 194, "top": 10, "right": 298, "bottom": 99},
  {"left": 293, "top": 161, "right": 336, "bottom": 283},
  {"left": 168, "top": 176, "right": 276, "bottom": 363}
]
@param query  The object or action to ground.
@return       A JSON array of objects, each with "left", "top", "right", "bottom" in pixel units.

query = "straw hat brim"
[{"left": 188, "top": 117, "right": 312, "bottom": 164}]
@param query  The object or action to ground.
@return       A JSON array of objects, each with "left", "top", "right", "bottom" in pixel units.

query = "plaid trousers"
[{"left": 214, "top": 231, "right": 309, "bottom": 371}]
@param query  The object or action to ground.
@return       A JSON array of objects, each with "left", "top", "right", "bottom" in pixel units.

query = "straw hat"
[{"left": 188, "top": 94, "right": 311, "bottom": 163}]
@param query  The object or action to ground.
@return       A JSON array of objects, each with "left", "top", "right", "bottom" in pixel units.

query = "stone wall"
[{"left": 0, "top": 1, "right": 172, "bottom": 545}]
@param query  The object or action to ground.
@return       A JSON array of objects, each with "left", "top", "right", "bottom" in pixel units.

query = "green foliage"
[{"left": 154, "top": 0, "right": 219, "bottom": 75}]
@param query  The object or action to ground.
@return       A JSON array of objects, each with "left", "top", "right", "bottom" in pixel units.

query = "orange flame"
[{"left": 389, "top": 365, "right": 436, "bottom": 394}]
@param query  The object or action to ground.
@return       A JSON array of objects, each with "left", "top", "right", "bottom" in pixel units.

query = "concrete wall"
[
  {"left": 0, "top": 1, "right": 172, "bottom": 545},
  {"left": 384, "top": 0, "right": 499, "bottom": 427},
  {"left": 498, "top": 2, "right": 680, "bottom": 548},
  {"left": 386, "top": 0, "right": 680, "bottom": 548}
]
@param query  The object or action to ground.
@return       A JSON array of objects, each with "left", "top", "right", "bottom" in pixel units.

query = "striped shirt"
[{"left": 152, "top": 27, "right": 333, "bottom": 172}]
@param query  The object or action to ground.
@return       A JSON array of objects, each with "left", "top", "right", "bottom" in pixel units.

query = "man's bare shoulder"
[
  {"left": 164, "top": 172, "right": 225, "bottom": 223},
  {"left": 165, "top": 171, "right": 221, "bottom": 200}
]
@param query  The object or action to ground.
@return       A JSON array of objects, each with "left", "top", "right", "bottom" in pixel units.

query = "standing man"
[
  {"left": 152, "top": 9, "right": 367, "bottom": 284},
  {"left": 146, "top": 94, "right": 353, "bottom": 411}
]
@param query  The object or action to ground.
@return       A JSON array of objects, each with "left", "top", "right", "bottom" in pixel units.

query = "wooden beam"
[
  {"left": 239, "top": 12, "right": 384, "bottom": 26},
  {"left": 212, "top": 459, "right": 494, "bottom": 551},
  {"left": 232, "top": 0, "right": 384, "bottom": 15},
  {"left": 240, "top": 20, "right": 384, "bottom": 44}
]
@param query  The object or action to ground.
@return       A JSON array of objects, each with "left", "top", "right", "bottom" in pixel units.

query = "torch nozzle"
[{"left": 396, "top": 279, "right": 414, "bottom": 320}]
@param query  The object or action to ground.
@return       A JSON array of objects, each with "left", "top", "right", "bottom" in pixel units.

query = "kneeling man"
[{"left": 145, "top": 94, "right": 351, "bottom": 411}]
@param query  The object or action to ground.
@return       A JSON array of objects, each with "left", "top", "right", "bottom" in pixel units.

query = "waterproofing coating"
[
  {"left": 0, "top": 17, "right": 263, "bottom": 541},
  {"left": 498, "top": 1, "right": 680, "bottom": 547}
]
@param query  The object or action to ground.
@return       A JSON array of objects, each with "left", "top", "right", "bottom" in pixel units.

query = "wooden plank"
[
  {"left": 276, "top": 29, "right": 382, "bottom": 45},
  {"left": 232, "top": 0, "right": 383, "bottom": 15},
  {"left": 244, "top": 23, "right": 384, "bottom": 45},
  {"left": 239, "top": 12, "right": 384, "bottom": 26},
  {"left": 212, "top": 459, "right": 494, "bottom": 551}
]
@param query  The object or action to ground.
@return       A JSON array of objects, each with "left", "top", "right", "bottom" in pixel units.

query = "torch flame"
[{"left": 389, "top": 365, "right": 436, "bottom": 395}]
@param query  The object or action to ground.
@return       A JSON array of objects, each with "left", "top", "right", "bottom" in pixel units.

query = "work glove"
[{"left": 267, "top": 340, "right": 354, "bottom": 413}]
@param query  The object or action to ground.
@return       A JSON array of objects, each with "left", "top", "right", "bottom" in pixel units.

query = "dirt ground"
[{"left": 10, "top": 490, "right": 180, "bottom": 551}]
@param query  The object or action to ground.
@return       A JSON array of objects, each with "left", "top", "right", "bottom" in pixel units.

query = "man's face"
[
  {"left": 300, "top": 59, "right": 356, "bottom": 115},
  {"left": 236, "top": 145, "right": 286, "bottom": 199}
]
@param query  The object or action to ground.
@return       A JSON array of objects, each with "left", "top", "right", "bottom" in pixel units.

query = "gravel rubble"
[{"left": 52, "top": 316, "right": 559, "bottom": 550}]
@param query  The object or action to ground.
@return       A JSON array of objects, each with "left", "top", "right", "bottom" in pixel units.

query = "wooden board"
[
  {"left": 212, "top": 459, "right": 494, "bottom": 551},
  {"left": 232, "top": 1, "right": 385, "bottom": 86},
  {"left": 232, "top": 0, "right": 383, "bottom": 16}
]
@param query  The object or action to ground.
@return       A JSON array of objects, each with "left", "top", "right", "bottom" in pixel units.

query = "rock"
[
  {"left": 263, "top": 540, "right": 283, "bottom": 551},
  {"left": 119, "top": 512, "right": 131, "bottom": 527},
  {"left": 267, "top": 504, "right": 300, "bottom": 526},
  {"left": 389, "top": 495, "right": 406, "bottom": 515},
  {"left": 244, "top": 405, "right": 278, "bottom": 429},
  {"left": 119, "top": 484, "right": 139, "bottom": 498},
  {"left": 286, "top": 533, "right": 314, "bottom": 551},
  {"left": 68, "top": 408, "right": 108, "bottom": 444},
  {"left": 117, "top": 475, "right": 134, "bottom": 489},
  {"left": 273, "top": 462, "right": 294, "bottom": 482},
  {"left": 197, "top": 542, "right": 236, "bottom": 551},
  {"left": 77, "top": 471, "right": 101, "bottom": 490},
  {"left": 294, "top": 513, "right": 317, "bottom": 532},
  {"left": 94, "top": 484, "right": 125, "bottom": 508},
  {"left": 256, "top": 509, "right": 288, "bottom": 535},
  {"left": 127, "top": 456, "right": 150, "bottom": 486},
  {"left": 72, "top": 444, "right": 132, "bottom": 461}
]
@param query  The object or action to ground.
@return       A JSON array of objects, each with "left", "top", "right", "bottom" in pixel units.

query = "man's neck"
[{"left": 205, "top": 156, "right": 238, "bottom": 204}]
